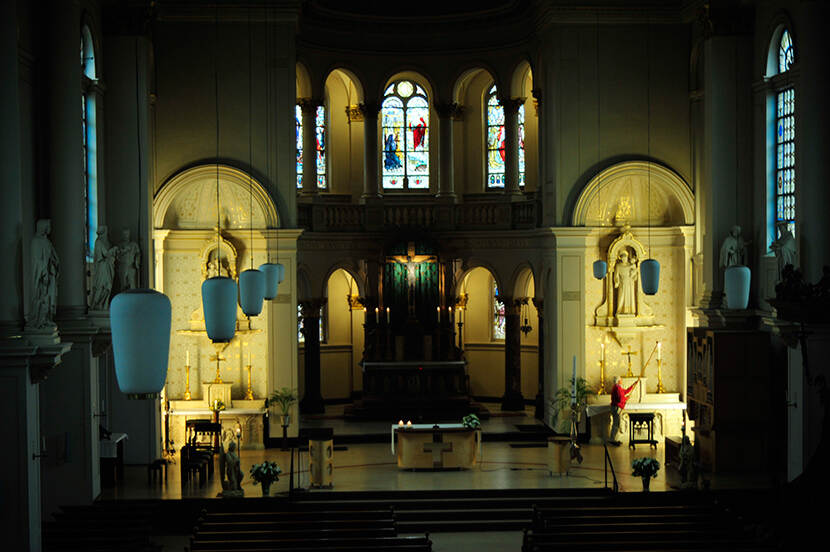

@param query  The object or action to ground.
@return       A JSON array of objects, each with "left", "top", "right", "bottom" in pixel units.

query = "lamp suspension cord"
[
  {"left": 596, "top": 12, "right": 601, "bottom": 223},
  {"left": 135, "top": 37, "right": 142, "bottom": 287},
  {"left": 734, "top": 38, "right": 739, "bottom": 226},
  {"left": 215, "top": 2, "right": 220, "bottom": 263},
  {"left": 646, "top": 14, "right": 651, "bottom": 257},
  {"left": 248, "top": 4, "right": 254, "bottom": 270}
]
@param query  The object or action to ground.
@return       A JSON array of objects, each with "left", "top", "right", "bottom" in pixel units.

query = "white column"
[
  {"left": 435, "top": 103, "right": 458, "bottom": 198},
  {"left": 48, "top": 0, "right": 86, "bottom": 316},
  {"left": 502, "top": 97, "right": 523, "bottom": 196},
  {"left": 360, "top": 102, "right": 381, "bottom": 200},
  {"left": 299, "top": 98, "right": 321, "bottom": 195},
  {"left": 0, "top": 0, "right": 23, "bottom": 335}
]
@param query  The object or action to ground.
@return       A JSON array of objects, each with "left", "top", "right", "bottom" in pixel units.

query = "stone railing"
[{"left": 297, "top": 195, "right": 538, "bottom": 233}]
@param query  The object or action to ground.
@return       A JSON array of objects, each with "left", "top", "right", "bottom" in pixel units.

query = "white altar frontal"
[{"left": 169, "top": 394, "right": 267, "bottom": 450}]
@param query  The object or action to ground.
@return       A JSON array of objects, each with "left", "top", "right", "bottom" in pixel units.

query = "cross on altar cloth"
[{"left": 423, "top": 433, "right": 453, "bottom": 468}]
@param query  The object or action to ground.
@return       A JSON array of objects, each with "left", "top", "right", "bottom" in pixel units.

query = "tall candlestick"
[
  {"left": 244, "top": 359, "right": 254, "bottom": 400},
  {"left": 375, "top": 307, "right": 379, "bottom": 323},
  {"left": 184, "top": 362, "right": 192, "bottom": 400},
  {"left": 657, "top": 341, "right": 662, "bottom": 361},
  {"left": 386, "top": 307, "right": 390, "bottom": 324}
]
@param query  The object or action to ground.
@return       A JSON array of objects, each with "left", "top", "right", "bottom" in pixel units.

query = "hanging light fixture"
[
  {"left": 724, "top": 39, "right": 750, "bottom": 309},
  {"left": 110, "top": 38, "right": 172, "bottom": 399},
  {"left": 640, "top": 16, "right": 660, "bottom": 295},
  {"left": 238, "top": 6, "right": 265, "bottom": 317},
  {"left": 202, "top": 4, "right": 237, "bottom": 342},
  {"left": 592, "top": 13, "right": 607, "bottom": 280}
]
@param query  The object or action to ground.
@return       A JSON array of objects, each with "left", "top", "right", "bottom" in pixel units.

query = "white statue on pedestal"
[
  {"left": 719, "top": 225, "right": 747, "bottom": 269},
  {"left": 28, "top": 219, "right": 59, "bottom": 329},
  {"left": 770, "top": 221, "right": 797, "bottom": 280},
  {"left": 89, "top": 226, "right": 116, "bottom": 310},
  {"left": 116, "top": 228, "right": 140, "bottom": 291},
  {"left": 613, "top": 250, "right": 638, "bottom": 315}
]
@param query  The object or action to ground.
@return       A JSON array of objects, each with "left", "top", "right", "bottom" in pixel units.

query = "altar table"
[
  {"left": 392, "top": 424, "right": 478, "bottom": 470},
  {"left": 100, "top": 432, "right": 128, "bottom": 486}
]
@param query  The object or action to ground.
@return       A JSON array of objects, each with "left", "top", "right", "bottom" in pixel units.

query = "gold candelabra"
[
  {"left": 244, "top": 362, "right": 254, "bottom": 400},
  {"left": 656, "top": 358, "right": 666, "bottom": 393},
  {"left": 184, "top": 363, "right": 192, "bottom": 400},
  {"left": 597, "top": 358, "right": 607, "bottom": 395}
]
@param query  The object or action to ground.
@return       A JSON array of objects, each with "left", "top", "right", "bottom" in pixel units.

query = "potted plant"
[
  {"left": 632, "top": 457, "right": 660, "bottom": 492},
  {"left": 249, "top": 460, "right": 282, "bottom": 497},
  {"left": 549, "top": 377, "right": 596, "bottom": 434},
  {"left": 268, "top": 388, "right": 298, "bottom": 427},
  {"left": 461, "top": 414, "right": 481, "bottom": 430}
]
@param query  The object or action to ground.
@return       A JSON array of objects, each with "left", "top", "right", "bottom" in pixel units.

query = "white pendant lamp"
[
  {"left": 111, "top": 289, "right": 171, "bottom": 398},
  {"left": 237, "top": 13, "right": 265, "bottom": 318},
  {"left": 260, "top": 262, "right": 284, "bottom": 300},
  {"left": 593, "top": 260, "right": 607, "bottom": 280},
  {"left": 202, "top": 7, "right": 237, "bottom": 342},
  {"left": 109, "top": 38, "right": 172, "bottom": 399},
  {"left": 640, "top": 19, "right": 660, "bottom": 296}
]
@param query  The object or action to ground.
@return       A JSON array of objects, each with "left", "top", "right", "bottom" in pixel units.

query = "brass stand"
[
  {"left": 597, "top": 358, "right": 606, "bottom": 395},
  {"left": 656, "top": 358, "right": 666, "bottom": 393},
  {"left": 244, "top": 363, "right": 254, "bottom": 400},
  {"left": 184, "top": 363, "right": 192, "bottom": 400}
]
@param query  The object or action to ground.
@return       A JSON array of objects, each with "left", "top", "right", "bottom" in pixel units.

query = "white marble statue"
[
  {"left": 28, "top": 219, "right": 59, "bottom": 329},
  {"left": 116, "top": 228, "right": 140, "bottom": 291},
  {"left": 719, "top": 225, "right": 747, "bottom": 269},
  {"left": 770, "top": 221, "right": 797, "bottom": 279},
  {"left": 89, "top": 226, "right": 116, "bottom": 310},
  {"left": 613, "top": 250, "right": 638, "bottom": 315}
]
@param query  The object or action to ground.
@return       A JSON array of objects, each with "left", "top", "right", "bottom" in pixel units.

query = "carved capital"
[
  {"left": 531, "top": 88, "right": 542, "bottom": 115},
  {"left": 434, "top": 102, "right": 464, "bottom": 121},
  {"left": 299, "top": 299, "right": 325, "bottom": 318},
  {"left": 346, "top": 104, "right": 363, "bottom": 122},
  {"left": 532, "top": 297, "right": 544, "bottom": 317},
  {"left": 348, "top": 294, "right": 364, "bottom": 310},
  {"left": 297, "top": 97, "right": 324, "bottom": 115},
  {"left": 358, "top": 101, "right": 381, "bottom": 118},
  {"left": 499, "top": 97, "right": 525, "bottom": 114}
]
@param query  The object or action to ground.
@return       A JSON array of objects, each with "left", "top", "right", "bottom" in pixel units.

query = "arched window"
[
  {"left": 772, "top": 29, "right": 796, "bottom": 237},
  {"left": 493, "top": 278, "right": 505, "bottom": 340},
  {"left": 81, "top": 25, "right": 98, "bottom": 262},
  {"left": 382, "top": 80, "right": 429, "bottom": 190},
  {"left": 295, "top": 103, "right": 327, "bottom": 189},
  {"left": 485, "top": 84, "right": 525, "bottom": 189},
  {"left": 486, "top": 85, "right": 505, "bottom": 188}
]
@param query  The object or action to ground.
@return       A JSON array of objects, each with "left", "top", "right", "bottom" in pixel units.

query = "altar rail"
[{"left": 297, "top": 195, "right": 539, "bottom": 232}]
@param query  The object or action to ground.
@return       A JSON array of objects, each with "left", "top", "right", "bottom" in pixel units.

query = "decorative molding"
[
  {"left": 345, "top": 104, "right": 363, "bottom": 122},
  {"left": 358, "top": 101, "right": 381, "bottom": 118},
  {"left": 499, "top": 97, "right": 525, "bottom": 113},
  {"left": 297, "top": 97, "right": 324, "bottom": 114},
  {"left": 434, "top": 102, "right": 464, "bottom": 121}
]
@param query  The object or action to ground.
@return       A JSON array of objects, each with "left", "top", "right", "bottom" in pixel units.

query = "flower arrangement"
[
  {"left": 249, "top": 461, "right": 282, "bottom": 486},
  {"left": 462, "top": 414, "right": 481, "bottom": 429},
  {"left": 211, "top": 399, "right": 226, "bottom": 412},
  {"left": 632, "top": 457, "right": 660, "bottom": 479}
]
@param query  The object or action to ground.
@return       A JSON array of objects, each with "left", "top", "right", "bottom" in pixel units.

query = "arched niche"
[
  {"left": 572, "top": 161, "right": 694, "bottom": 227},
  {"left": 153, "top": 164, "right": 279, "bottom": 230}
]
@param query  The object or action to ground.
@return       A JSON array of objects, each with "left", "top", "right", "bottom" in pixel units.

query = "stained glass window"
[
  {"left": 774, "top": 30, "right": 795, "bottom": 237},
  {"left": 315, "top": 105, "right": 327, "bottom": 189},
  {"left": 296, "top": 104, "right": 303, "bottom": 189},
  {"left": 518, "top": 104, "right": 526, "bottom": 187},
  {"left": 486, "top": 85, "right": 505, "bottom": 188},
  {"left": 81, "top": 26, "right": 97, "bottom": 262},
  {"left": 486, "top": 85, "right": 525, "bottom": 189},
  {"left": 493, "top": 279, "right": 505, "bottom": 340},
  {"left": 382, "top": 80, "right": 429, "bottom": 190}
]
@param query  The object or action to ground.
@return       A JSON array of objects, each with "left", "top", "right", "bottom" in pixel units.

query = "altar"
[
  {"left": 168, "top": 398, "right": 267, "bottom": 450},
  {"left": 392, "top": 424, "right": 479, "bottom": 470}
]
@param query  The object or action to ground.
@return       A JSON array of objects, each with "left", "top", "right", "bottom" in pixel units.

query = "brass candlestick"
[
  {"left": 184, "top": 363, "right": 192, "bottom": 400},
  {"left": 597, "top": 358, "right": 607, "bottom": 395},
  {"left": 244, "top": 363, "right": 254, "bottom": 400},
  {"left": 656, "top": 358, "right": 666, "bottom": 393}
]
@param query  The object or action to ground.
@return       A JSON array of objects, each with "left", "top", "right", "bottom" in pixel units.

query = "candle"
[
  {"left": 186, "top": 349, "right": 190, "bottom": 365},
  {"left": 437, "top": 306, "right": 441, "bottom": 322},
  {"left": 406, "top": 420, "right": 412, "bottom": 427},
  {"left": 386, "top": 307, "right": 390, "bottom": 324},
  {"left": 449, "top": 306, "right": 454, "bottom": 323},
  {"left": 398, "top": 420, "right": 404, "bottom": 427},
  {"left": 601, "top": 343, "right": 605, "bottom": 362},
  {"left": 363, "top": 307, "right": 367, "bottom": 322},
  {"left": 572, "top": 356, "right": 577, "bottom": 400},
  {"left": 248, "top": 352, "right": 252, "bottom": 366},
  {"left": 657, "top": 341, "right": 662, "bottom": 361},
  {"left": 374, "top": 307, "right": 379, "bottom": 322}
]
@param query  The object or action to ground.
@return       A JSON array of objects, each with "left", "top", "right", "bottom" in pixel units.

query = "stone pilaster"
[
  {"left": 500, "top": 97, "right": 524, "bottom": 197},
  {"left": 434, "top": 102, "right": 462, "bottom": 199},
  {"left": 359, "top": 101, "right": 381, "bottom": 200},
  {"left": 500, "top": 295, "right": 525, "bottom": 410},
  {"left": 533, "top": 298, "right": 544, "bottom": 420},
  {"left": 299, "top": 299, "right": 325, "bottom": 414}
]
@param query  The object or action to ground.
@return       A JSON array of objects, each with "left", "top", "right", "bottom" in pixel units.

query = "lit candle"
[
  {"left": 657, "top": 341, "right": 662, "bottom": 361},
  {"left": 386, "top": 307, "right": 390, "bottom": 324},
  {"left": 363, "top": 307, "right": 367, "bottom": 322},
  {"left": 406, "top": 420, "right": 412, "bottom": 427},
  {"left": 449, "top": 306, "right": 454, "bottom": 323},
  {"left": 248, "top": 352, "right": 252, "bottom": 366},
  {"left": 601, "top": 343, "right": 605, "bottom": 363},
  {"left": 186, "top": 349, "right": 190, "bottom": 366},
  {"left": 572, "top": 356, "right": 577, "bottom": 400},
  {"left": 375, "top": 307, "right": 379, "bottom": 322},
  {"left": 437, "top": 306, "right": 441, "bottom": 322},
  {"left": 398, "top": 420, "right": 404, "bottom": 427}
]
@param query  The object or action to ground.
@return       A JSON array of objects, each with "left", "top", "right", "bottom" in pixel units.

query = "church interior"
[{"left": 2, "top": 0, "right": 830, "bottom": 550}]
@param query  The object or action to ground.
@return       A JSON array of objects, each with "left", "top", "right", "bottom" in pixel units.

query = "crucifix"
[
  {"left": 209, "top": 342, "right": 231, "bottom": 383},
  {"left": 387, "top": 242, "right": 437, "bottom": 316},
  {"left": 423, "top": 432, "right": 453, "bottom": 469},
  {"left": 621, "top": 346, "right": 638, "bottom": 378}
]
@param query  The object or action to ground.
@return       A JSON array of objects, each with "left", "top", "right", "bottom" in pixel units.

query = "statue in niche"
[
  {"left": 116, "top": 228, "right": 140, "bottom": 291},
  {"left": 719, "top": 225, "right": 748, "bottom": 269},
  {"left": 89, "top": 226, "right": 116, "bottom": 310},
  {"left": 613, "top": 249, "right": 638, "bottom": 315},
  {"left": 206, "top": 250, "right": 232, "bottom": 279},
  {"left": 770, "top": 221, "right": 797, "bottom": 281},
  {"left": 28, "top": 219, "right": 59, "bottom": 329}
]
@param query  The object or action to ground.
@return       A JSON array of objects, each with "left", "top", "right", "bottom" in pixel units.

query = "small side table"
[{"left": 628, "top": 413, "right": 657, "bottom": 449}]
